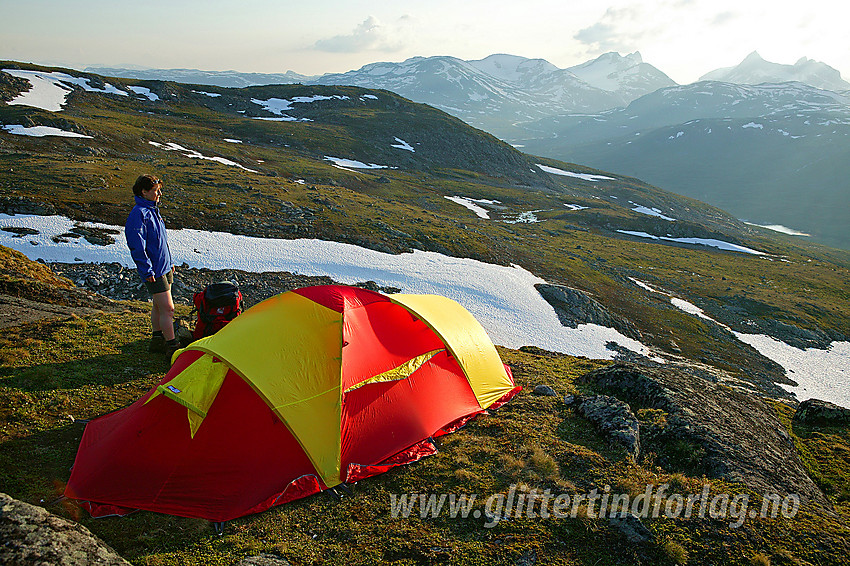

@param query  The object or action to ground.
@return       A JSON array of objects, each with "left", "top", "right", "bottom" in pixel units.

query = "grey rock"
[
  {"left": 609, "top": 512, "right": 653, "bottom": 544},
  {"left": 533, "top": 384, "right": 558, "bottom": 397},
  {"left": 576, "top": 395, "right": 641, "bottom": 458},
  {"left": 793, "top": 399, "right": 850, "bottom": 426},
  {"left": 48, "top": 262, "right": 400, "bottom": 309},
  {"left": 563, "top": 394, "right": 580, "bottom": 406},
  {"left": 0, "top": 492, "right": 131, "bottom": 565},
  {"left": 233, "top": 554, "right": 293, "bottom": 566},
  {"left": 579, "top": 363, "right": 832, "bottom": 509},
  {"left": 535, "top": 283, "right": 642, "bottom": 340},
  {"left": 0, "top": 195, "right": 57, "bottom": 216}
]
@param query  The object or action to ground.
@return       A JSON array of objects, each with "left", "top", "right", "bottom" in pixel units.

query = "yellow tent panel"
[
  {"left": 388, "top": 294, "right": 513, "bottom": 408},
  {"left": 187, "top": 291, "right": 344, "bottom": 485}
]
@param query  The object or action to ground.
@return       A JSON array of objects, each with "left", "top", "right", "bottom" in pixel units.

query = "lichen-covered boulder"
[
  {"left": 0, "top": 493, "right": 131, "bottom": 565},
  {"left": 576, "top": 394, "right": 641, "bottom": 459},
  {"left": 793, "top": 399, "right": 850, "bottom": 426}
]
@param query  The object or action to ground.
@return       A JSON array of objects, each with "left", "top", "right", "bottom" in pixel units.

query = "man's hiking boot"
[
  {"left": 148, "top": 333, "right": 165, "bottom": 353},
  {"left": 163, "top": 338, "right": 181, "bottom": 363}
]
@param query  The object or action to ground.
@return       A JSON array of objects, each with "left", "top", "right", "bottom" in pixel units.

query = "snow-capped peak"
[
  {"left": 566, "top": 51, "right": 673, "bottom": 94},
  {"left": 700, "top": 52, "right": 850, "bottom": 92},
  {"left": 467, "top": 54, "right": 559, "bottom": 84}
]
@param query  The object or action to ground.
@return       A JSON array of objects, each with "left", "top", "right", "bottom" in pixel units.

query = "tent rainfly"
[{"left": 65, "top": 285, "right": 519, "bottom": 521}]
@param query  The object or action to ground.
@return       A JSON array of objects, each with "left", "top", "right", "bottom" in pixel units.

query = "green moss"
[{"left": 771, "top": 401, "right": 850, "bottom": 519}]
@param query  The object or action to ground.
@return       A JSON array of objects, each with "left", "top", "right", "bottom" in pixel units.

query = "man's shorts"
[{"left": 144, "top": 270, "right": 174, "bottom": 295}]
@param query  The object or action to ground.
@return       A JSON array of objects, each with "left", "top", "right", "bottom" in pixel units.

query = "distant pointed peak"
[
  {"left": 476, "top": 53, "right": 528, "bottom": 63},
  {"left": 591, "top": 51, "right": 643, "bottom": 65},
  {"left": 743, "top": 51, "right": 764, "bottom": 62}
]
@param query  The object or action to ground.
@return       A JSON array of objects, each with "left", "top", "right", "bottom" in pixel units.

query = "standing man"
[{"left": 125, "top": 174, "right": 178, "bottom": 359}]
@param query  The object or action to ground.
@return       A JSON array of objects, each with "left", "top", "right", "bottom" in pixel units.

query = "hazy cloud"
[
  {"left": 574, "top": 22, "right": 623, "bottom": 51},
  {"left": 711, "top": 11, "right": 738, "bottom": 26},
  {"left": 313, "top": 16, "right": 403, "bottom": 53},
  {"left": 574, "top": 6, "right": 649, "bottom": 52}
]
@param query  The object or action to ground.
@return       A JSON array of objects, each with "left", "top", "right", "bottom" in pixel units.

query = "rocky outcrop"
[
  {"left": 49, "top": 262, "right": 400, "bottom": 310},
  {"left": 759, "top": 318, "right": 845, "bottom": 350},
  {"left": 234, "top": 555, "right": 293, "bottom": 566},
  {"left": 535, "top": 283, "right": 642, "bottom": 340},
  {"left": 0, "top": 195, "right": 57, "bottom": 217},
  {"left": 0, "top": 493, "right": 131, "bottom": 565},
  {"left": 0, "top": 70, "right": 33, "bottom": 102},
  {"left": 609, "top": 512, "right": 653, "bottom": 544},
  {"left": 793, "top": 399, "right": 850, "bottom": 426},
  {"left": 575, "top": 395, "right": 641, "bottom": 459},
  {"left": 709, "top": 295, "right": 844, "bottom": 349},
  {"left": 578, "top": 363, "right": 830, "bottom": 508},
  {"left": 532, "top": 384, "right": 558, "bottom": 397}
]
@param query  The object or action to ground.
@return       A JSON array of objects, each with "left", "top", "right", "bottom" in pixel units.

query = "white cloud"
[
  {"left": 313, "top": 16, "right": 404, "bottom": 53},
  {"left": 574, "top": 5, "right": 654, "bottom": 52}
]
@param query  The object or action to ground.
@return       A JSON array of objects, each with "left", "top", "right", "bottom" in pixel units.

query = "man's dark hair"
[{"left": 132, "top": 174, "right": 161, "bottom": 197}]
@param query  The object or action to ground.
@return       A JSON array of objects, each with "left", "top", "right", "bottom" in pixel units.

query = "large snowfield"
[
  {"left": 0, "top": 214, "right": 650, "bottom": 362},
  {"left": 2, "top": 213, "right": 847, "bottom": 408}
]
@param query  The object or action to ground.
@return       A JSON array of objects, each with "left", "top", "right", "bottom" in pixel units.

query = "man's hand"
[{"left": 146, "top": 275, "right": 155, "bottom": 283}]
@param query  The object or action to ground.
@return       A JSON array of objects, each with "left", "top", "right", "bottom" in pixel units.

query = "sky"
[{"left": 1, "top": 0, "right": 849, "bottom": 85}]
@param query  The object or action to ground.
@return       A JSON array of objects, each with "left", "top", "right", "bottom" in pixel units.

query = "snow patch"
[
  {"left": 631, "top": 205, "right": 676, "bottom": 221},
  {"left": 253, "top": 116, "right": 303, "bottom": 122},
  {"left": 617, "top": 230, "right": 766, "bottom": 255},
  {"left": 251, "top": 94, "right": 349, "bottom": 117},
  {"left": 390, "top": 137, "right": 415, "bottom": 152},
  {"left": 503, "top": 210, "right": 544, "bottom": 224},
  {"left": 444, "top": 196, "right": 492, "bottom": 219},
  {"left": 536, "top": 164, "right": 614, "bottom": 181},
  {"left": 2, "top": 124, "right": 92, "bottom": 138},
  {"left": 736, "top": 336, "right": 850, "bottom": 408},
  {"left": 628, "top": 277, "right": 662, "bottom": 294},
  {"left": 3, "top": 69, "right": 127, "bottom": 112},
  {"left": 744, "top": 222, "right": 811, "bottom": 236},
  {"left": 128, "top": 86, "right": 159, "bottom": 101},
  {"left": 630, "top": 278, "right": 850, "bottom": 408},
  {"left": 149, "top": 141, "right": 257, "bottom": 173},
  {"left": 324, "top": 156, "right": 390, "bottom": 170}
]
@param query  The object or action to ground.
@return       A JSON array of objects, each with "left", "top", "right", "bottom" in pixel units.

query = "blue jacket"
[{"left": 125, "top": 196, "right": 173, "bottom": 280}]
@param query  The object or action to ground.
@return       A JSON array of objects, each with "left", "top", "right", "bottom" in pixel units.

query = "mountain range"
[
  {"left": 88, "top": 52, "right": 677, "bottom": 134},
  {"left": 701, "top": 51, "right": 850, "bottom": 92},
  {"left": 519, "top": 80, "right": 850, "bottom": 248},
  {"left": 85, "top": 52, "right": 850, "bottom": 250},
  {"left": 87, "top": 50, "right": 850, "bottom": 131}
]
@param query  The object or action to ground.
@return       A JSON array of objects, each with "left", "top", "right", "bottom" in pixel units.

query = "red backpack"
[{"left": 191, "top": 281, "right": 243, "bottom": 339}]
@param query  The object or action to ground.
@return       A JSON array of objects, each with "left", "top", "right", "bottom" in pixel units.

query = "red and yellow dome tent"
[{"left": 65, "top": 285, "right": 519, "bottom": 521}]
